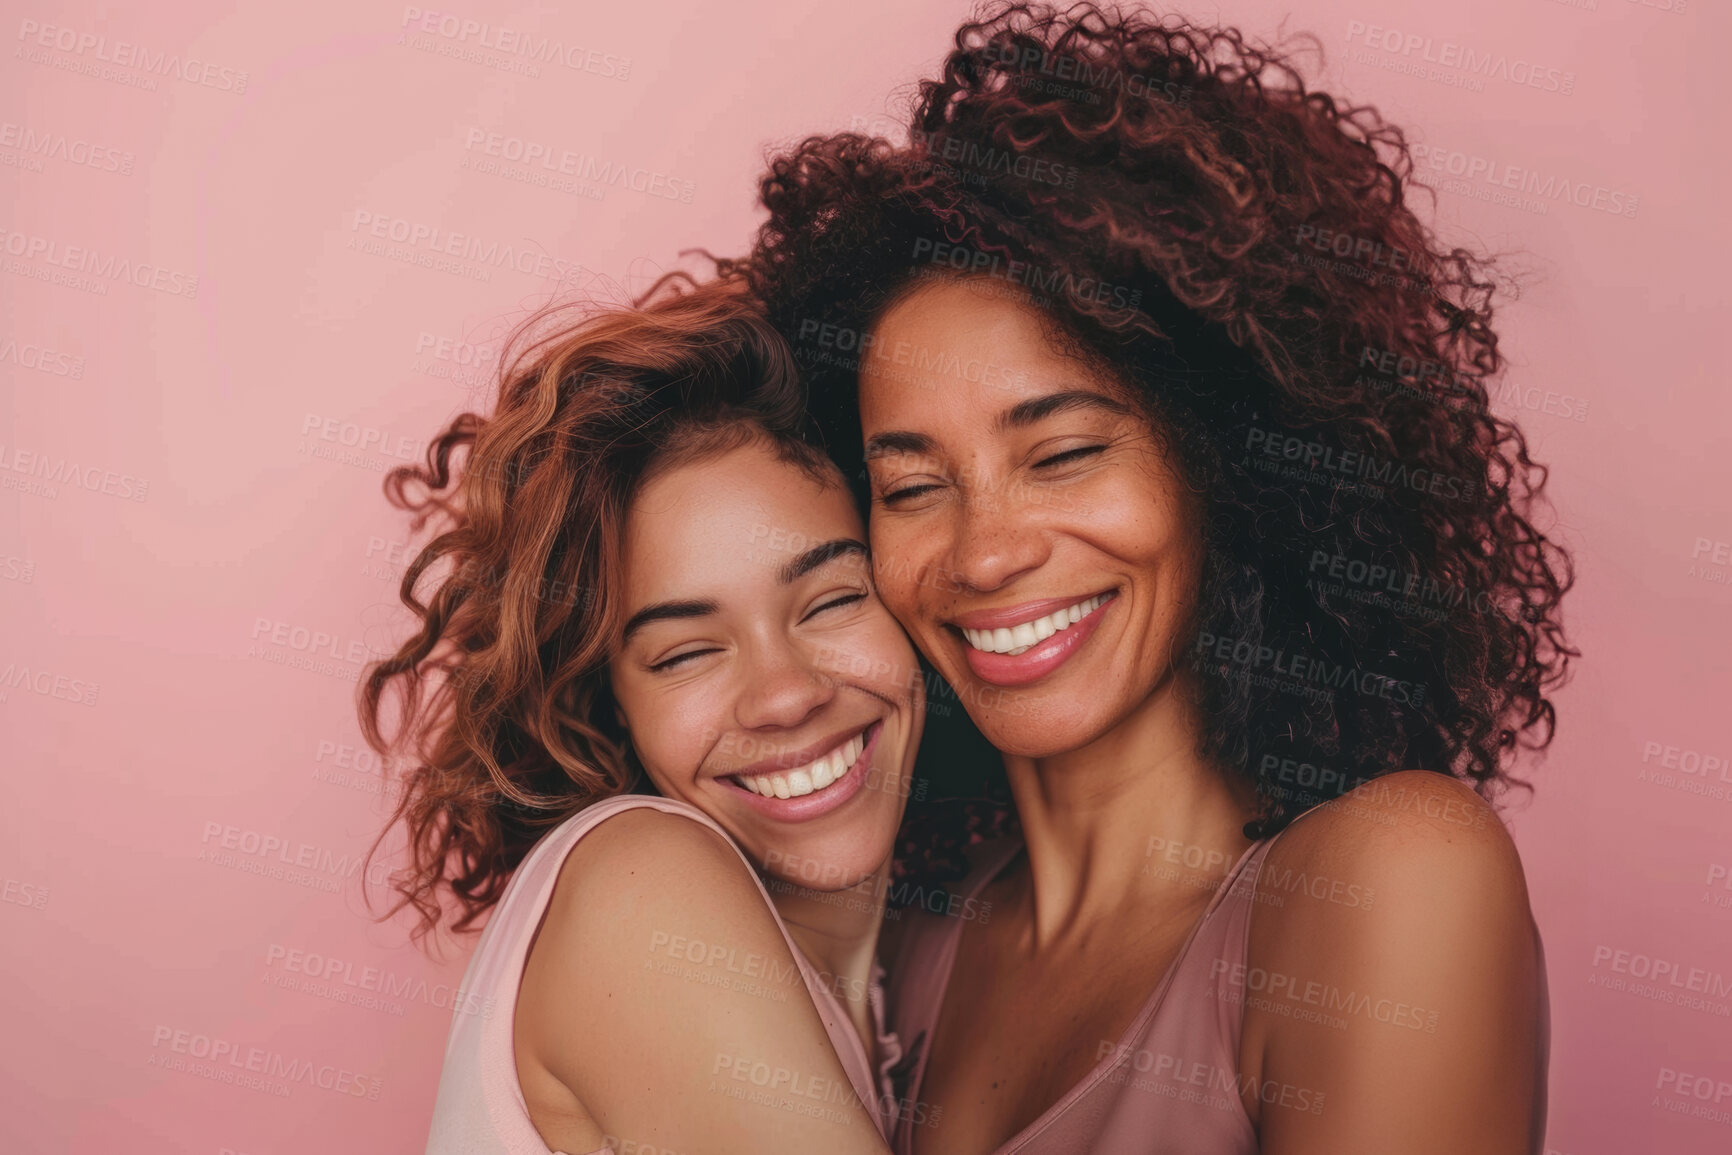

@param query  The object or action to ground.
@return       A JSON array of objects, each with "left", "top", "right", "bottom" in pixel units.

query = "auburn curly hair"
[
  {"left": 357, "top": 276, "right": 843, "bottom": 937},
  {"left": 730, "top": 0, "right": 1577, "bottom": 856}
]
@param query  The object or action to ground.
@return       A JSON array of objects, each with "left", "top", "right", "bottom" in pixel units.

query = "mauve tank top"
[
  {"left": 424, "top": 794, "right": 903, "bottom": 1155},
  {"left": 886, "top": 825, "right": 1551, "bottom": 1154}
]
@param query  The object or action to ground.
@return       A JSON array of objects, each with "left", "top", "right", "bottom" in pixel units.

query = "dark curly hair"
[{"left": 731, "top": 0, "right": 1577, "bottom": 865}]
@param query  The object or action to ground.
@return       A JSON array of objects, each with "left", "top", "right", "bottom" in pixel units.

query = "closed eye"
[
  {"left": 879, "top": 483, "right": 942, "bottom": 505},
  {"left": 1036, "top": 446, "right": 1105, "bottom": 468},
  {"left": 805, "top": 592, "right": 868, "bottom": 620},
  {"left": 649, "top": 649, "right": 719, "bottom": 673}
]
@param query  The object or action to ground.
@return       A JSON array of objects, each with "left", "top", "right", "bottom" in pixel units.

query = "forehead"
[
  {"left": 622, "top": 442, "right": 863, "bottom": 591},
  {"left": 858, "top": 276, "right": 1115, "bottom": 422}
]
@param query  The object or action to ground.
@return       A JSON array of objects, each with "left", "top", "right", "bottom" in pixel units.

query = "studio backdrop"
[{"left": 1, "top": 1, "right": 1727, "bottom": 1152}]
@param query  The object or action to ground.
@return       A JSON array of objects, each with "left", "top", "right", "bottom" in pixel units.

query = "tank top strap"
[
  {"left": 1170, "top": 795, "right": 1352, "bottom": 1050},
  {"left": 884, "top": 836, "right": 1022, "bottom": 1117},
  {"left": 1227, "top": 789, "right": 1552, "bottom": 1155},
  {"left": 1137, "top": 832, "right": 1278, "bottom": 1068},
  {"left": 1195, "top": 787, "right": 1396, "bottom": 990},
  {"left": 889, "top": 836, "right": 1020, "bottom": 977},
  {"left": 424, "top": 793, "right": 900, "bottom": 1153}
]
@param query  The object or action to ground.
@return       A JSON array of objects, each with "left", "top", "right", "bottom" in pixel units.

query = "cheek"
[
  {"left": 864, "top": 625, "right": 920, "bottom": 701},
  {"left": 614, "top": 684, "right": 714, "bottom": 782},
  {"left": 868, "top": 527, "right": 932, "bottom": 615},
  {"left": 824, "top": 616, "right": 919, "bottom": 696},
  {"left": 1096, "top": 465, "right": 1198, "bottom": 571}
]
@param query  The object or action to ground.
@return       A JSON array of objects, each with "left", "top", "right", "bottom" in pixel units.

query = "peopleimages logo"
[
  {"left": 0, "top": 228, "right": 198, "bottom": 297},
  {"left": 1194, "top": 630, "right": 1427, "bottom": 708},
  {"left": 1243, "top": 426, "right": 1473, "bottom": 501},
  {"left": 0, "top": 659, "right": 100, "bottom": 706},
  {"left": 399, "top": 8, "right": 630, "bottom": 79},
  {"left": 1411, "top": 143, "right": 1638, "bottom": 219},
  {"left": 911, "top": 237, "right": 1143, "bottom": 310},
  {"left": 462, "top": 128, "right": 695, "bottom": 202},
  {"left": 249, "top": 617, "right": 393, "bottom": 668},
  {"left": 0, "top": 120, "right": 133, "bottom": 174},
  {"left": 1654, "top": 1067, "right": 1732, "bottom": 1127},
  {"left": 909, "top": 127, "right": 1078, "bottom": 188},
  {"left": 0, "top": 336, "right": 84, "bottom": 378},
  {"left": 1344, "top": 20, "right": 1575, "bottom": 94},
  {"left": 148, "top": 1026, "right": 382, "bottom": 1100},
  {"left": 0, "top": 443, "right": 149, "bottom": 501},
  {"left": 347, "top": 210, "right": 584, "bottom": 283},
  {"left": 15, "top": 19, "right": 250, "bottom": 92},
  {"left": 198, "top": 820, "right": 391, "bottom": 894},
  {"left": 264, "top": 944, "right": 494, "bottom": 1018},
  {"left": 1, "top": 877, "right": 49, "bottom": 910}
]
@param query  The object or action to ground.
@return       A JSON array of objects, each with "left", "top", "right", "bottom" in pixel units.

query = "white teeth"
[
  {"left": 812, "top": 742, "right": 848, "bottom": 790},
  {"left": 961, "top": 593, "right": 1111, "bottom": 655},
  {"left": 735, "top": 730, "right": 867, "bottom": 800}
]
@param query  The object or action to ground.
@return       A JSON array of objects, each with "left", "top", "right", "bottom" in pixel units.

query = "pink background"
[{"left": 2, "top": 1, "right": 1728, "bottom": 1152}]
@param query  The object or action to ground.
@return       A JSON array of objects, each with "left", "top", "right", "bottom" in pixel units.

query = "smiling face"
[
  {"left": 607, "top": 435, "right": 923, "bottom": 892},
  {"left": 858, "top": 276, "right": 1204, "bottom": 759}
]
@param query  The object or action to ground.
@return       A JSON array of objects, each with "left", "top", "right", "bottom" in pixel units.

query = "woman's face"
[
  {"left": 858, "top": 276, "right": 1203, "bottom": 758},
  {"left": 608, "top": 437, "right": 923, "bottom": 892}
]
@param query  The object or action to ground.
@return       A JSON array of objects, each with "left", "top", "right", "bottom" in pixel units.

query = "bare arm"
[
  {"left": 1247, "top": 771, "right": 1545, "bottom": 1154},
  {"left": 514, "top": 808, "right": 892, "bottom": 1155}
]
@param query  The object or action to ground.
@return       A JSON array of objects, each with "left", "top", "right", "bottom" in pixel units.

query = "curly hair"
[
  {"left": 357, "top": 275, "right": 842, "bottom": 937},
  {"left": 732, "top": 0, "right": 1577, "bottom": 857}
]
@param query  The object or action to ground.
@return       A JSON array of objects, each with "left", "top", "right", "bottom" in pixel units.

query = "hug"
[{"left": 361, "top": 5, "right": 1574, "bottom": 1153}]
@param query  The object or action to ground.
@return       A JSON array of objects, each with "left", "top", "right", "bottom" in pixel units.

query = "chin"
[
  {"left": 969, "top": 706, "right": 1106, "bottom": 760},
  {"left": 760, "top": 824, "right": 897, "bottom": 893}
]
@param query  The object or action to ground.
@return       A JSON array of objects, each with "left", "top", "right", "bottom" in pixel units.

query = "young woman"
[
  {"left": 358, "top": 279, "right": 916, "bottom": 1155},
  {"left": 740, "top": 4, "right": 1575, "bottom": 1152}
]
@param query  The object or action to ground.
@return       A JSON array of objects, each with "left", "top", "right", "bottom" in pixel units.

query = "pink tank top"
[
  {"left": 424, "top": 794, "right": 904, "bottom": 1155},
  {"left": 886, "top": 829, "right": 1551, "bottom": 1154}
]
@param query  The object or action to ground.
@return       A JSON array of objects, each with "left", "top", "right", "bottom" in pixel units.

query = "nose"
[
  {"left": 942, "top": 480, "right": 1049, "bottom": 594},
  {"left": 733, "top": 637, "right": 837, "bottom": 733}
]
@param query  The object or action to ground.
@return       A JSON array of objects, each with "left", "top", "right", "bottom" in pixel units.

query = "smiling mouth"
[
  {"left": 958, "top": 591, "right": 1115, "bottom": 656},
  {"left": 729, "top": 725, "right": 872, "bottom": 800}
]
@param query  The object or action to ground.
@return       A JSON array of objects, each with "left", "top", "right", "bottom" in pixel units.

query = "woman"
[
  {"left": 739, "top": 3, "right": 1575, "bottom": 1152},
  {"left": 358, "top": 279, "right": 916, "bottom": 1154}
]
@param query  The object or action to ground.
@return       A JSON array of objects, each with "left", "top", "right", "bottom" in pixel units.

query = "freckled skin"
[
  {"left": 859, "top": 276, "right": 1206, "bottom": 762},
  {"left": 514, "top": 442, "right": 924, "bottom": 1155},
  {"left": 609, "top": 439, "right": 923, "bottom": 891},
  {"left": 860, "top": 278, "right": 1544, "bottom": 1155}
]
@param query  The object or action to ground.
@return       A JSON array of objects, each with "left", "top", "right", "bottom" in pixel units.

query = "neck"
[
  {"left": 766, "top": 857, "right": 891, "bottom": 1063},
  {"left": 1001, "top": 675, "right": 1260, "bottom": 947}
]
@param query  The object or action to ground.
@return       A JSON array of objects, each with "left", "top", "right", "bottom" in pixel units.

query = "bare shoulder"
[
  {"left": 552, "top": 804, "right": 753, "bottom": 918},
  {"left": 1244, "top": 772, "right": 1545, "bottom": 1152},
  {"left": 526, "top": 804, "right": 788, "bottom": 1027},
  {"left": 514, "top": 804, "right": 892, "bottom": 1153},
  {"left": 1260, "top": 770, "right": 1527, "bottom": 906}
]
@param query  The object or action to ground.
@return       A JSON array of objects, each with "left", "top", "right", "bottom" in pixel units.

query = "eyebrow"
[
  {"left": 863, "top": 389, "right": 1136, "bottom": 460},
  {"left": 997, "top": 389, "right": 1138, "bottom": 431},
  {"left": 778, "top": 537, "right": 868, "bottom": 584},
  {"left": 619, "top": 538, "right": 869, "bottom": 644},
  {"left": 620, "top": 599, "right": 720, "bottom": 644}
]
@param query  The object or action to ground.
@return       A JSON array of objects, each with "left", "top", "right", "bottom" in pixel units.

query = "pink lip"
[
  {"left": 719, "top": 720, "right": 883, "bottom": 823},
  {"left": 958, "top": 591, "right": 1116, "bottom": 687},
  {"left": 950, "top": 590, "right": 1116, "bottom": 631}
]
